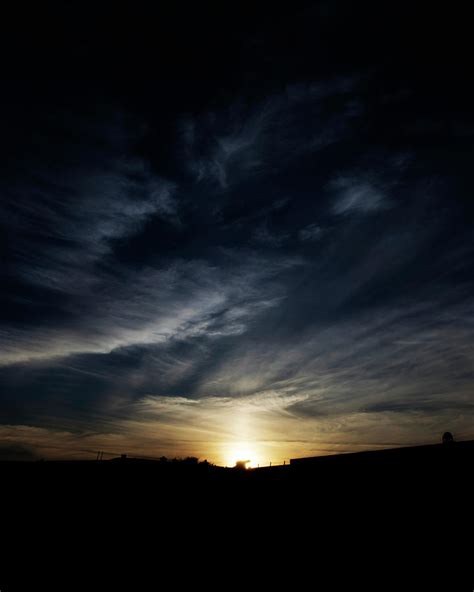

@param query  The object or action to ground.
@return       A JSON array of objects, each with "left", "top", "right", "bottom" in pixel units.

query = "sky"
[{"left": 1, "top": 2, "right": 473, "bottom": 465}]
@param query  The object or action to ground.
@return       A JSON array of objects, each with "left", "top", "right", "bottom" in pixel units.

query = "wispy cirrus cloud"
[
  {"left": 1, "top": 118, "right": 178, "bottom": 296},
  {"left": 2, "top": 66, "right": 474, "bottom": 465},
  {"left": 179, "top": 76, "right": 363, "bottom": 192},
  {"left": 2, "top": 282, "right": 473, "bottom": 462},
  {"left": 298, "top": 223, "right": 324, "bottom": 242},
  {"left": 0, "top": 253, "right": 302, "bottom": 366},
  {"left": 331, "top": 177, "right": 389, "bottom": 215}
]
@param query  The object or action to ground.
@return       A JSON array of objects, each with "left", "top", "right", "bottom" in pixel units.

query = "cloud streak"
[{"left": 180, "top": 76, "right": 363, "bottom": 192}]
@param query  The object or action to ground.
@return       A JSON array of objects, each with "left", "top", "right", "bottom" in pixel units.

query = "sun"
[{"left": 223, "top": 442, "right": 259, "bottom": 468}]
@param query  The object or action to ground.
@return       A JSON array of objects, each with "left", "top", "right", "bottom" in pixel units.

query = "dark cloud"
[
  {"left": 364, "top": 400, "right": 474, "bottom": 415},
  {"left": 0, "top": 443, "right": 38, "bottom": 462}
]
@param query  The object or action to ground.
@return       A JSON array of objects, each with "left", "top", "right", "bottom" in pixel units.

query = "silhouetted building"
[{"left": 235, "top": 460, "right": 250, "bottom": 470}]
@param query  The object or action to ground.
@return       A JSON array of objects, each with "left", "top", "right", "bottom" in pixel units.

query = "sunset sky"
[{"left": 1, "top": 3, "right": 473, "bottom": 466}]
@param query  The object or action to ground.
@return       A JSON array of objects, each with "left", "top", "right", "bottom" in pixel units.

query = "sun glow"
[{"left": 223, "top": 442, "right": 260, "bottom": 468}]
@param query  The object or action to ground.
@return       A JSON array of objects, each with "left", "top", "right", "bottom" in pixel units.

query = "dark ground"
[{"left": 1, "top": 441, "right": 473, "bottom": 589}]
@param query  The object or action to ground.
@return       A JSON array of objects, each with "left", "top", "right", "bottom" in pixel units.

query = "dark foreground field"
[{"left": 2, "top": 441, "right": 473, "bottom": 590}]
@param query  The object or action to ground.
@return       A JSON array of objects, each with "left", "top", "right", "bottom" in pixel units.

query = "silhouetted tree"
[{"left": 442, "top": 432, "right": 454, "bottom": 444}]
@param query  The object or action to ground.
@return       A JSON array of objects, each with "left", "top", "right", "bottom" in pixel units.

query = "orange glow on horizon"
[{"left": 222, "top": 442, "right": 261, "bottom": 468}]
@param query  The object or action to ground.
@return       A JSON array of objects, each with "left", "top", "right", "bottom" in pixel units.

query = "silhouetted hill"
[
  {"left": 2, "top": 439, "right": 473, "bottom": 497},
  {"left": 2, "top": 441, "right": 473, "bottom": 590}
]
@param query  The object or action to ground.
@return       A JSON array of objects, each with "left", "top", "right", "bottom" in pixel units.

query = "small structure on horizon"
[
  {"left": 442, "top": 432, "right": 454, "bottom": 445},
  {"left": 234, "top": 460, "right": 250, "bottom": 470}
]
